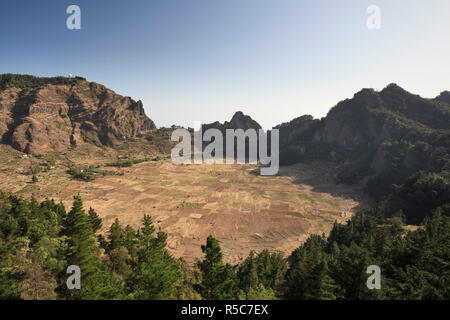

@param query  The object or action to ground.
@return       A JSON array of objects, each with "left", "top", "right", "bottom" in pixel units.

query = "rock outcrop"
[
  {"left": 0, "top": 74, "right": 155, "bottom": 154},
  {"left": 202, "top": 111, "right": 262, "bottom": 133},
  {"left": 201, "top": 111, "right": 263, "bottom": 160},
  {"left": 276, "top": 84, "right": 450, "bottom": 198},
  {"left": 435, "top": 91, "right": 450, "bottom": 105}
]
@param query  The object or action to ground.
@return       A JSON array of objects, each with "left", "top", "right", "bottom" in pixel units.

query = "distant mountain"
[
  {"left": 200, "top": 111, "right": 262, "bottom": 160},
  {"left": 276, "top": 83, "right": 450, "bottom": 221},
  {"left": 435, "top": 91, "right": 450, "bottom": 104},
  {"left": 0, "top": 74, "right": 156, "bottom": 154},
  {"left": 202, "top": 111, "right": 262, "bottom": 133},
  {"left": 1, "top": 75, "right": 448, "bottom": 222}
]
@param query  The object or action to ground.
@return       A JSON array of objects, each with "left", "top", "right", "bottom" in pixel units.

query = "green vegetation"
[
  {"left": 45, "top": 157, "right": 56, "bottom": 167},
  {"left": 0, "top": 191, "right": 448, "bottom": 300},
  {"left": 68, "top": 166, "right": 123, "bottom": 181},
  {"left": 28, "top": 165, "right": 42, "bottom": 175},
  {"left": 286, "top": 208, "right": 450, "bottom": 300},
  {"left": 231, "top": 202, "right": 241, "bottom": 209},
  {"left": 0, "top": 81, "right": 449, "bottom": 300},
  {"left": 317, "top": 198, "right": 337, "bottom": 207},
  {"left": 67, "top": 166, "right": 96, "bottom": 181},
  {"left": 105, "top": 157, "right": 158, "bottom": 168},
  {"left": 334, "top": 89, "right": 450, "bottom": 205},
  {"left": 124, "top": 215, "right": 182, "bottom": 299},
  {"left": 297, "top": 193, "right": 315, "bottom": 203},
  {"left": 182, "top": 201, "right": 199, "bottom": 209},
  {"left": 194, "top": 235, "right": 237, "bottom": 299},
  {"left": 0, "top": 74, "right": 85, "bottom": 91},
  {"left": 0, "top": 193, "right": 182, "bottom": 300},
  {"left": 61, "top": 195, "right": 122, "bottom": 299},
  {"left": 278, "top": 84, "right": 450, "bottom": 226},
  {"left": 386, "top": 171, "right": 450, "bottom": 224}
]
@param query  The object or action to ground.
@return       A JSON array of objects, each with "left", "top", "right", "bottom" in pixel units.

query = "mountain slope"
[
  {"left": 0, "top": 74, "right": 156, "bottom": 154},
  {"left": 277, "top": 84, "right": 450, "bottom": 204}
]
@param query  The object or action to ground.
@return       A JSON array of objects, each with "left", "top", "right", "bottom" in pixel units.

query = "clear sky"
[{"left": 1, "top": 1, "right": 449, "bottom": 129}]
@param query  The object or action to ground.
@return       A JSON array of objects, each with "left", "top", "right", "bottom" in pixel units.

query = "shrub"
[{"left": 28, "top": 165, "right": 42, "bottom": 175}]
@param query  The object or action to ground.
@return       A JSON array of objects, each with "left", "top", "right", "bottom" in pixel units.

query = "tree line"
[{"left": 0, "top": 191, "right": 448, "bottom": 300}]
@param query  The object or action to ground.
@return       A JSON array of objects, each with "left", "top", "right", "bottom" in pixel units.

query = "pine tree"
[
  {"left": 195, "top": 235, "right": 237, "bottom": 300},
  {"left": 286, "top": 235, "right": 337, "bottom": 300},
  {"left": 108, "top": 218, "right": 123, "bottom": 252},
  {"left": 254, "top": 250, "right": 287, "bottom": 294},
  {"left": 237, "top": 251, "right": 258, "bottom": 297},
  {"left": 61, "top": 195, "right": 122, "bottom": 299},
  {"left": 123, "top": 225, "right": 138, "bottom": 258},
  {"left": 17, "top": 252, "right": 57, "bottom": 300},
  {"left": 125, "top": 214, "right": 181, "bottom": 299},
  {"left": 87, "top": 207, "right": 102, "bottom": 233},
  {"left": 238, "top": 283, "right": 277, "bottom": 300}
]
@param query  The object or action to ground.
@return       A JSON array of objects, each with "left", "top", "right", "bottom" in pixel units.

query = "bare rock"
[{"left": 0, "top": 75, "right": 156, "bottom": 154}]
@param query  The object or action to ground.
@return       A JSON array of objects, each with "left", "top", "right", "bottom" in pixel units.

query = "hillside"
[
  {"left": 0, "top": 74, "right": 156, "bottom": 155},
  {"left": 0, "top": 77, "right": 449, "bottom": 300},
  {"left": 276, "top": 84, "right": 450, "bottom": 205}
]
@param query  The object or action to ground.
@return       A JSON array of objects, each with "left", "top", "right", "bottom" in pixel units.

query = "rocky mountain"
[
  {"left": 202, "top": 111, "right": 262, "bottom": 133},
  {"left": 277, "top": 83, "right": 450, "bottom": 199},
  {"left": 1, "top": 74, "right": 448, "bottom": 209},
  {"left": 201, "top": 111, "right": 262, "bottom": 159},
  {"left": 435, "top": 91, "right": 450, "bottom": 104},
  {"left": 0, "top": 74, "right": 156, "bottom": 154}
]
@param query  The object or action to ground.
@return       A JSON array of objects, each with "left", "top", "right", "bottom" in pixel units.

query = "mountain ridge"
[
  {"left": 1, "top": 75, "right": 448, "bottom": 212},
  {"left": 0, "top": 74, "right": 156, "bottom": 154},
  {"left": 276, "top": 83, "right": 449, "bottom": 206}
]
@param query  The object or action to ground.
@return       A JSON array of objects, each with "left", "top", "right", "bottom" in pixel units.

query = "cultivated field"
[{"left": 0, "top": 143, "right": 371, "bottom": 264}]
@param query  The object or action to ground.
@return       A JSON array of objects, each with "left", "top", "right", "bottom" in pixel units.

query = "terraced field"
[{"left": 0, "top": 144, "right": 371, "bottom": 264}]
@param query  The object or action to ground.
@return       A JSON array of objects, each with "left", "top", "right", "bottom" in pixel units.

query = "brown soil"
[{"left": 0, "top": 144, "right": 371, "bottom": 265}]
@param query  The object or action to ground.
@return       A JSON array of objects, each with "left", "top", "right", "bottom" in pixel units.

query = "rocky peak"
[
  {"left": 381, "top": 82, "right": 406, "bottom": 93},
  {"left": 202, "top": 111, "right": 262, "bottom": 133},
  {"left": 435, "top": 91, "right": 450, "bottom": 104},
  {"left": 0, "top": 74, "right": 156, "bottom": 154},
  {"left": 200, "top": 111, "right": 263, "bottom": 160},
  {"left": 226, "top": 111, "right": 262, "bottom": 131},
  {"left": 353, "top": 88, "right": 378, "bottom": 99},
  {"left": 276, "top": 83, "right": 450, "bottom": 197}
]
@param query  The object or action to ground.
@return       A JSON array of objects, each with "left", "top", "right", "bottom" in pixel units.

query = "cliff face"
[
  {"left": 316, "top": 85, "right": 449, "bottom": 151},
  {"left": 0, "top": 75, "right": 155, "bottom": 154},
  {"left": 277, "top": 84, "right": 450, "bottom": 197},
  {"left": 201, "top": 111, "right": 263, "bottom": 159}
]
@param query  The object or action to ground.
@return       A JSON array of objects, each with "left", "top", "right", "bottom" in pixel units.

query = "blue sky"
[{"left": 1, "top": 1, "right": 449, "bottom": 129}]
